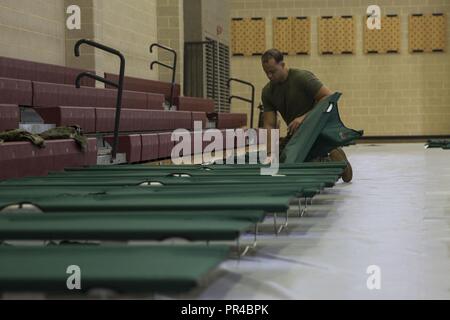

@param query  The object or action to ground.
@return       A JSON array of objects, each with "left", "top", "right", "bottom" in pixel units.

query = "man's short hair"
[{"left": 261, "top": 49, "right": 284, "bottom": 63}]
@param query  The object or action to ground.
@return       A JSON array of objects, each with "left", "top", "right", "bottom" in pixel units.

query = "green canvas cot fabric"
[
  {"left": 0, "top": 183, "right": 325, "bottom": 206},
  {"left": 0, "top": 194, "right": 291, "bottom": 213},
  {"left": 0, "top": 213, "right": 255, "bottom": 241},
  {"left": 49, "top": 168, "right": 344, "bottom": 178},
  {"left": 0, "top": 209, "right": 267, "bottom": 223},
  {"left": 0, "top": 182, "right": 318, "bottom": 195},
  {"left": 426, "top": 139, "right": 449, "bottom": 148},
  {"left": 426, "top": 139, "right": 450, "bottom": 149},
  {"left": 280, "top": 92, "right": 363, "bottom": 163},
  {"left": 0, "top": 210, "right": 267, "bottom": 223},
  {"left": 0, "top": 175, "right": 338, "bottom": 187},
  {"left": 0, "top": 186, "right": 316, "bottom": 206},
  {"left": 0, "top": 244, "right": 230, "bottom": 293}
]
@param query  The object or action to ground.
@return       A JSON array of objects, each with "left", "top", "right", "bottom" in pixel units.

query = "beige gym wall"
[
  {"left": 100, "top": 0, "right": 159, "bottom": 80},
  {"left": 0, "top": 0, "right": 66, "bottom": 65},
  {"left": 230, "top": 0, "right": 450, "bottom": 136},
  {"left": 156, "top": 0, "right": 184, "bottom": 86},
  {"left": 0, "top": 0, "right": 163, "bottom": 82},
  {"left": 65, "top": 0, "right": 159, "bottom": 82}
]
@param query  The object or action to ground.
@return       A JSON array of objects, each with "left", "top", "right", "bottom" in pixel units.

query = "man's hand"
[
  {"left": 261, "top": 155, "right": 272, "bottom": 165},
  {"left": 288, "top": 114, "right": 307, "bottom": 135}
]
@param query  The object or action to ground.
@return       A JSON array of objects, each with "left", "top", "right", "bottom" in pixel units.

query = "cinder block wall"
[
  {"left": 156, "top": 0, "right": 184, "bottom": 87},
  {"left": 0, "top": 0, "right": 66, "bottom": 65},
  {"left": 0, "top": 0, "right": 160, "bottom": 81},
  {"left": 100, "top": 0, "right": 159, "bottom": 80},
  {"left": 230, "top": 0, "right": 450, "bottom": 136}
]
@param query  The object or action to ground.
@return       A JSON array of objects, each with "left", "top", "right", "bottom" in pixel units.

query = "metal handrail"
[
  {"left": 74, "top": 39, "right": 125, "bottom": 162},
  {"left": 227, "top": 78, "right": 255, "bottom": 128},
  {"left": 150, "top": 43, "right": 177, "bottom": 109}
]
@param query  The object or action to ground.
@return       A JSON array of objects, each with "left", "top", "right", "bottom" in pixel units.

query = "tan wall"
[
  {"left": 230, "top": 0, "right": 450, "bottom": 136},
  {"left": 0, "top": 0, "right": 66, "bottom": 65},
  {"left": 100, "top": 0, "right": 158, "bottom": 80},
  {"left": 157, "top": 0, "right": 184, "bottom": 88},
  {"left": 1, "top": 0, "right": 160, "bottom": 82},
  {"left": 202, "top": 0, "right": 230, "bottom": 44}
]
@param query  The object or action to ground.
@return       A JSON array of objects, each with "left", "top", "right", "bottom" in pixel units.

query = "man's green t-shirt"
[{"left": 261, "top": 68, "right": 323, "bottom": 125}]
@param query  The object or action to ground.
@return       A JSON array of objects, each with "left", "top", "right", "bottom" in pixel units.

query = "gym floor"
[{"left": 176, "top": 143, "right": 450, "bottom": 300}]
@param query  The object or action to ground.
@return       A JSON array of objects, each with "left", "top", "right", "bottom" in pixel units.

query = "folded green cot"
[
  {"left": 281, "top": 92, "right": 363, "bottom": 163},
  {"left": 0, "top": 244, "right": 229, "bottom": 294}
]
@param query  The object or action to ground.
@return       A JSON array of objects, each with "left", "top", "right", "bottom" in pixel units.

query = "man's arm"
[
  {"left": 287, "top": 85, "right": 333, "bottom": 134},
  {"left": 314, "top": 85, "right": 333, "bottom": 104}
]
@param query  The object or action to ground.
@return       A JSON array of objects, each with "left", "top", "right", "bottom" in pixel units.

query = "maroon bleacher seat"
[
  {"left": 141, "top": 133, "right": 159, "bottom": 162},
  {"left": 32, "top": 81, "right": 59, "bottom": 107},
  {"left": 191, "top": 111, "right": 208, "bottom": 129},
  {"left": 95, "top": 108, "right": 147, "bottom": 132},
  {"left": 95, "top": 88, "right": 164, "bottom": 110},
  {"left": 35, "top": 107, "right": 96, "bottom": 133},
  {"left": 0, "top": 77, "right": 33, "bottom": 106},
  {"left": 0, "top": 138, "right": 96, "bottom": 180},
  {"left": 95, "top": 87, "right": 116, "bottom": 109},
  {"left": 163, "top": 111, "right": 192, "bottom": 130},
  {"left": 104, "top": 73, "right": 180, "bottom": 103},
  {"left": 45, "top": 138, "right": 97, "bottom": 171},
  {"left": 84, "top": 138, "right": 98, "bottom": 166},
  {"left": 95, "top": 108, "right": 119, "bottom": 133},
  {"left": 34, "top": 63, "right": 65, "bottom": 84},
  {"left": 63, "top": 66, "right": 96, "bottom": 87},
  {"left": 122, "top": 90, "right": 148, "bottom": 110},
  {"left": 158, "top": 132, "right": 175, "bottom": 159},
  {"left": 0, "top": 57, "right": 35, "bottom": 81},
  {"left": 146, "top": 93, "right": 165, "bottom": 110},
  {"left": 95, "top": 108, "right": 192, "bottom": 133},
  {"left": 0, "top": 142, "right": 36, "bottom": 180},
  {"left": 104, "top": 135, "right": 142, "bottom": 163},
  {"left": 216, "top": 113, "right": 247, "bottom": 129},
  {"left": 0, "top": 56, "right": 95, "bottom": 87},
  {"left": 33, "top": 82, "right": 155, "bottom": 110},
  {"left": 175, "top": 96, "right": 215, "bottom": 113},
  {"left": 0, "top": 104, "right": 20, "bottom": 132}
]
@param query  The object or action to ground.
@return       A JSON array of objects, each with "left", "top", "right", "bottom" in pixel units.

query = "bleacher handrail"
[
  {"left": 150, "top": 43, "right": 177, "bottom": 110},
  {"left": 74, "top": 39, "right": 125, "bottom": 163},
  {"left": 227, "top": 78, "right": 255, "bottom": 129}
]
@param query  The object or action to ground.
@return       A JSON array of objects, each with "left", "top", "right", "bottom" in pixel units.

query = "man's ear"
[{"left": 280, "top": 61, "right": 286, "bottom": 68}]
